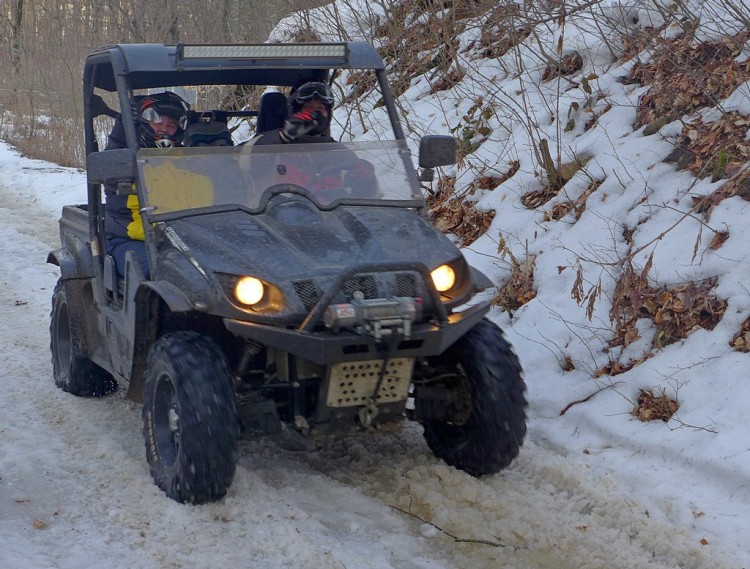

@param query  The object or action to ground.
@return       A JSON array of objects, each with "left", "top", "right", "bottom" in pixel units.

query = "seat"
[
  {"left": 256, "top": 92, "right": 288, "bottom": 134},
  {"left": 103, "top": 254, "right": 119, "bottom": 294},
  {"left": 184, "top": 111, "right": 233, "bottom": 146}
]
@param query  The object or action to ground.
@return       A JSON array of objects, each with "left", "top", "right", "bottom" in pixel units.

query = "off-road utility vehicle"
[{"left": 49, "top": 42, "right": 527, "bottom": 504}]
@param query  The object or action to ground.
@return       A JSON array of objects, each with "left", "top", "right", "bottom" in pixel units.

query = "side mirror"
[
  {"left": 87, "top": 148, "right": 136, "bottom": 189},
  {"left": 418, "top": 135, "right": 456, "bottom": 168}
]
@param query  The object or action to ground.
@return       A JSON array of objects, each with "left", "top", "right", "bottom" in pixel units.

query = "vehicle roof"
[{"left": 85, "top": 42, "right": 385, "bottom": 92}]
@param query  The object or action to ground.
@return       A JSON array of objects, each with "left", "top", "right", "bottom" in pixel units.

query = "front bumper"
[{"left": 224, "top": 300, "right": 490, "bottom": 365}]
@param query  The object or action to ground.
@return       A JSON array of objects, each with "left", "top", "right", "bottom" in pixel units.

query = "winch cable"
[{"left": 359, "top": 331, "right": 402, "bottom": 428}]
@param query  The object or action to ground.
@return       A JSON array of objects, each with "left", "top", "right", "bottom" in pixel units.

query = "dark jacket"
[{"left": 103, "top": 119, "right": 146, "bottom": 241}]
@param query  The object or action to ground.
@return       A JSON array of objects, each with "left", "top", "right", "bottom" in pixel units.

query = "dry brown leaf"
[
  {"left": 632, "top": 389, "right": 679, "bottom": 422},
  {"left": 611, "top": 263, "right": 726, "bottom": 350},
  {"left": 427, "top": 177, "right": 496, "bottom": 247},
  {"left": 629, "top": 31, "right": 750, "bottom": 128},
  {"left": 730, "top": 316, "right": 750, "bottom": 352}
]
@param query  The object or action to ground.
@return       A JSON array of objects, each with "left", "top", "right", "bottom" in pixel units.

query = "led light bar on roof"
[{"left": 180, "top": 44, "right": 347, "bottom": 60}]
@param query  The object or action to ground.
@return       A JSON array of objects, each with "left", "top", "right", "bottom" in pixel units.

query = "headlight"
[
  {"left": 431, "top": 264, "right": 456, "bottom": 292},
  {"left": 234, "top": 276, "right": 265, "bottom": 306}
]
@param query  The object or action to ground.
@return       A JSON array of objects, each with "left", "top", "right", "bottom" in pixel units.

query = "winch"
[{"left": 323, "top": 296, "right": 421, "bottom": 340}]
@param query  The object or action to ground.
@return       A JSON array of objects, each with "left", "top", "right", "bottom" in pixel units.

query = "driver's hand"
[{"left": 280, "top": 110, "right": 325, "bottom": 142}]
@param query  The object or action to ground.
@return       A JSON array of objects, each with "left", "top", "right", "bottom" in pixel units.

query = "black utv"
[{"left": 48, "top": 42, "right": 527, "bottom": 504}]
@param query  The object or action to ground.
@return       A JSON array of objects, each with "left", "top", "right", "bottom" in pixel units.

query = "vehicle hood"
[{"left": 161, "top": 203, "right": 460, "bottom": 282}]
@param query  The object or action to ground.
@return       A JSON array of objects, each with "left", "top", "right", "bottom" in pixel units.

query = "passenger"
[{"left": 104, "top": 92, "right": 190, "bottom": 279}]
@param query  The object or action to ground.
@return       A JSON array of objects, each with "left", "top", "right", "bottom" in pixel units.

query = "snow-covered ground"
[
  {"left": 0, "top": 148, "right": 735, "bottom": 568},
  {"left": 2, "top": 1, "right": 749, "bottom": 567}
]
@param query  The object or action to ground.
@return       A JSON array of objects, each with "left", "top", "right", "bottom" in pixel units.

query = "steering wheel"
[{"left": 262, "top": 184, "right": 324, "bottom": 224}]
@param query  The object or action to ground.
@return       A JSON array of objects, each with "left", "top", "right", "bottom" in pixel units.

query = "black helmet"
[
  {"left": 288, "top": 81, "right": 334, "bottom": 135},
  {"left": 139, "top": 92, "right": 190, "bottom": 147},
  {"left": 289, "top": 81, "right": 334, "bottom": 111}
]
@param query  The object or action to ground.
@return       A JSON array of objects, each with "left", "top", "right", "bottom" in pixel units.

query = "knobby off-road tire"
[
  {"left": 50, "top": 279, "right": 116, "bottom": 397},
  {"left": 422, "top": 318, "right": 527, "bottom": 476},
  {"left": 143, "top": 331, "right": 239, "bottom": 504}
]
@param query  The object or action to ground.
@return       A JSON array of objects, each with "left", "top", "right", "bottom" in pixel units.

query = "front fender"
[
  {"left": 136, "top": 281, "right": 194, "bottom": 313},
  {"left": 126, "top": 280, "right": 195, "bottom": 402}
]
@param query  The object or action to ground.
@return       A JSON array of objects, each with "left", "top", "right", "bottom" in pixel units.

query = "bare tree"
[{"left": 9, "top": 0, "right": 23, "bottom": 74}]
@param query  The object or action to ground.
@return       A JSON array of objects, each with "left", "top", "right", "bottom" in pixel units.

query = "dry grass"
[
  {"left": 491, "top": 237, "right": 536, "bottom": 315},
  {"left": 3, "top": 115, "right": 84, "bottom": 168}
]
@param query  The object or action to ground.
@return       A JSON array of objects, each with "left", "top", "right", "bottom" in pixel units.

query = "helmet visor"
[{"left": 291, "top": 82, "right": 334, "bottom": 106}]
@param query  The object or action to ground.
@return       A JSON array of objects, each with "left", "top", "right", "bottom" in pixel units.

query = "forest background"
[{"left": 0, "top": 0, "right": 330, "bottom": 165}]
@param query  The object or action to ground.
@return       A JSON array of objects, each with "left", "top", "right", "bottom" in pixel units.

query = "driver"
[
  {"left": 249, "top": 81, "right": 377, "bottom": 198},
  {"left": 104, "top": 91, "right": 190, "bottom": 279},
  {"left": 254, "top": 81, "right": 335, "bottom": 145}
]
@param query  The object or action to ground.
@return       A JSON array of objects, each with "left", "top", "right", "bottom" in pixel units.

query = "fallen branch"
[
  {"left": 560, "top": 384, "right": 615, "bottom": 415},
  {"left": 669, "top": 418, "right": 718, "bottom": 434},
  {"left": 389, "top": 505, "right": 504, "bottom": 547}
]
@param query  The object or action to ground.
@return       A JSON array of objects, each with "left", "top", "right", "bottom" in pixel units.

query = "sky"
[{"left": 1, "top": 1, "right": 749, "bottom": 568}]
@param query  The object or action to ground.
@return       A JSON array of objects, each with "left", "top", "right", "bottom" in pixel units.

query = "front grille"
[
  {"left": 294, "top": 272, "right": 421, "bottom": 312},
  {"left": 396, "top": 272, "right": 417, "bottom": 297},
  {"left": 343, "top": 275, "right": 376, "bottom": 300},
  {"left": 293, "top": 280, "right": 321, "bottom": 311}
]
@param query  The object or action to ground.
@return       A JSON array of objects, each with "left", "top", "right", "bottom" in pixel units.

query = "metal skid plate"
[{"left": 326, "top": 358, "right": 414, "bottom": 408}]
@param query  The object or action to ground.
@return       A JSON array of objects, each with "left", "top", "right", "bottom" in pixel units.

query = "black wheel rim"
[
  {"left": 427, "top": 365, "right": 474, "bottom": 442},
  {"left": 152, "top": 373, "right": 180, "bottom": 467}
]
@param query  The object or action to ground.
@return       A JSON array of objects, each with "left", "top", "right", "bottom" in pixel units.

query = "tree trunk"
[{"left": 10, "top": 0, "right": 24, "bottom": 74}]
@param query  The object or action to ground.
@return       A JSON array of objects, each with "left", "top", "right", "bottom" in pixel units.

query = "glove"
[{"left": 280, "top": 110, "right": 325, "bottom": 142}]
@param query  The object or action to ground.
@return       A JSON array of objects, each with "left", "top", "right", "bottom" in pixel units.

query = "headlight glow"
[
  {"left": 431, "top": 264, "right": 456, "bottom": 293},
  {"left": 234, "top": 276, "right": 265, "bottom": 306}
]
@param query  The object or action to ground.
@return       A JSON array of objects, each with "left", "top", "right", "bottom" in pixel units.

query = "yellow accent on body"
[
  {"left": 126, "top": 194, "right": 144, "bottom": 240},
  {"left": 142, "top": 160, "right": 215, "bottom": 215}
]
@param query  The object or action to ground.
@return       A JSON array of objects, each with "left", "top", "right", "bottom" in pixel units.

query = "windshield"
[{"left": 137, "top": 140, "right": 422, "bottom": 216}]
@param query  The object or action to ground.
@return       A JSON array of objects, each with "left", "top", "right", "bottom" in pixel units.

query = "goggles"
[{"left": 291, "top": 82, "right": 334, "bottom": 106}]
